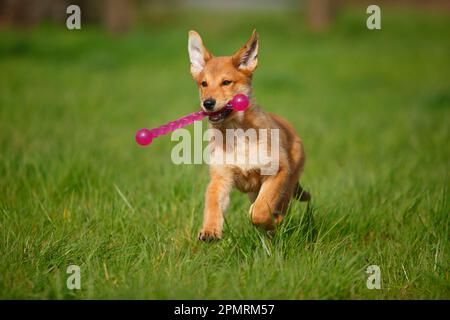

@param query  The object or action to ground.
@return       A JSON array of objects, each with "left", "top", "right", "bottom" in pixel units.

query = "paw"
[{"left": 198, "top": 229, "right": 222, "bottom": 242}]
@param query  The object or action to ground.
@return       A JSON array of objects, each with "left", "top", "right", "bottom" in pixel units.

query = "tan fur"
[{"left": 188, "top": 30, "right": 309, "bottom": 241}]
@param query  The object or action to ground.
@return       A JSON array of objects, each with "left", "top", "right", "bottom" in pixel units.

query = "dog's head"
[{"left": 188, "top": 30, "right": 259, "bottom": 125}]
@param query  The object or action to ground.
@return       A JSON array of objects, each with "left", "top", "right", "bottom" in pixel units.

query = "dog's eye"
[
  {"left": 201, "top": 81, "right": 208, "bottom": 87},
  {"left": 222, "top": 80, "right": 232, "bottom": 86}
]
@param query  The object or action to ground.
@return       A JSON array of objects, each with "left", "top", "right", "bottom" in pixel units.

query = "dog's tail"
[{"left": 294, "top": 183, "right": 311, "bottom": 202}]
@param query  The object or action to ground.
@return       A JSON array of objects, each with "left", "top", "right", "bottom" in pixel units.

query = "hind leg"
[
  {"left": 272, "top": 144, "right": 309, "bottom": 222},
  {"left": 288, "top": 137, "right": 310, "bottom": 202}
]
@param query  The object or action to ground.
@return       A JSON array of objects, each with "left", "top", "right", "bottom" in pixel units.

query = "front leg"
[
  {"left": 250, "top": 167, "right": 291, "bottom": 230},
  {"left": 199, "top": 172, "right": 233, "bottom": 241}
]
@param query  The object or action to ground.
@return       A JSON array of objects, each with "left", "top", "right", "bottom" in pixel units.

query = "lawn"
[{"left": 0, "top": 9, "right": 449, "bottom": 299}]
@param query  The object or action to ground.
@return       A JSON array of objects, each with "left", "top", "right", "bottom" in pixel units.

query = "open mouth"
[{"left": 204, "top": 104, "right": 233, "bottom": 123}]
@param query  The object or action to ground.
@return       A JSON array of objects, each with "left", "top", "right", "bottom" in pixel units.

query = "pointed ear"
[
  {"left": 188, "top": 30, "right": 212, "bottom": 77},
  {"left": 232, "top": 29, "right": 259, "bottom": 74}
]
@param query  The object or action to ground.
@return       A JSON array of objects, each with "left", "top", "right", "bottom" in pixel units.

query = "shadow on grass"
[{"left": 219, "top": 200, "right": 322, "bottom": 260}]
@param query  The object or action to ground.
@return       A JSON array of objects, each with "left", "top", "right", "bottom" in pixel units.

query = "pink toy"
[{"left": 135, "top": 93, "right": 250, "bottom": 146}]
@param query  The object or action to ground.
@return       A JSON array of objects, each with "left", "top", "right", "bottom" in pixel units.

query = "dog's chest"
[
  {"left": 209, "top": 134, "right": 270, "bottom": 172},
  {"left": 209, "top": 133, "right": 275, "bottom": 192}
]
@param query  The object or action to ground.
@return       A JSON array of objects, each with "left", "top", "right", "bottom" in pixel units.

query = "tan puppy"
[{"left": 188, "top": 30, "right": 310, "bottom": 241}]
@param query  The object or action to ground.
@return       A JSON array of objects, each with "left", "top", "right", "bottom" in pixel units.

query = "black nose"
[{"left": 203, "top": 98, "right": 216, "bottom": 110}]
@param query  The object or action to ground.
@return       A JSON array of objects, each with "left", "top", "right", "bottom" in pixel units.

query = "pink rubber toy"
[{"left": 135, "top": 94, "right": 250, "bottom": 146}]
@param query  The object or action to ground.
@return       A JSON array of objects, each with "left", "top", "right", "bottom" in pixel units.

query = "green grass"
[{"left": 0, "top": 9, "right": 449, "bottom": 299}]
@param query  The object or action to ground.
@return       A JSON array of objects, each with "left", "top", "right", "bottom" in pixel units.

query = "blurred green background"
[{"left": 0, "top": 1, "right": 449, "bottom": 299}]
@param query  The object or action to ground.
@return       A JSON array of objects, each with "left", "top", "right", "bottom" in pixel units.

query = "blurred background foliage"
[
  {"left": 0, "top": 0, "right": 449, "bottom": 299},
  {"left": 1, "top": 0, "right": 450, "bottom": 33}
]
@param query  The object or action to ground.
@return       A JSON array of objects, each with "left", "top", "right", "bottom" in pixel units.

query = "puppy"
[{"left": 188, "top": 30, "right": 310, "bottom": 241}]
